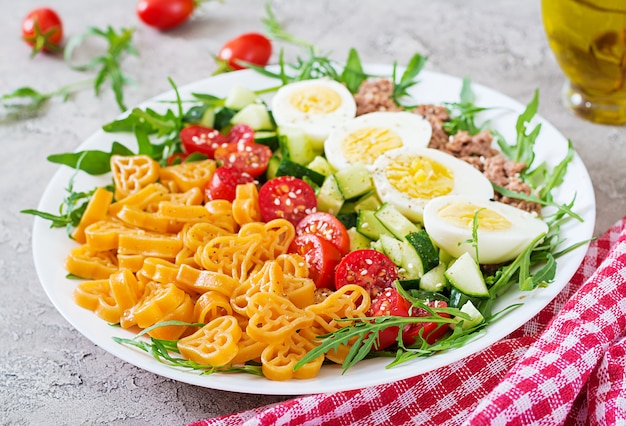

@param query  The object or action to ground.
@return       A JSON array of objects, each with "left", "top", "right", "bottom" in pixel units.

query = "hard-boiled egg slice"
[
  {"left": 423, "top": 195, "right": 549, "bottom": 264},
  {"left": 371, "top": 147, "right": 494, "bottom": 222},
  {"left": 324, "top": 111, "right": 432, "bottom": 171},
  {"left": 271, "top": 79, "right": 357, "bottom": 149}
]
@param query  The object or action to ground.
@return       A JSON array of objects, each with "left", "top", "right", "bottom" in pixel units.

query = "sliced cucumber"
[
  {"left": 224, "top": 85, "right": 259, "bottom": 110},
  {"left": 266, "top": 154, "right": 282, "bottom": 180},
  {"left": 254, "top": 130, "right": 279, "bottom": 151},
  {"left": 348, "top": 227, "right": 372, "bottom": 251},
  {"left": 444, "top": 252, "right": 489, "bottom": 298},
  {"left": 306, "top": 156, "right": 334, "bottom": 177},
  {"left": 455, "top": 300, "right": 485, "bottom": 330},
  {"left": 378, "top": 234, "right": 424, "bottom": 280},
  {"left": 230, "top": 103, "right": 273, "bottom": 130},
  {"left": 419, "top": 263, "right": 448, "bottom": 292},
  {"left": 405, "top": 230, "right": 439, "bottom": 273},
  {"left": 316, "top": 174, "right": 344, "bottom": 215},
  {"left": 275, "top": 159, "right": 325, "bottom": 186},
  {"left": 334, "top": 163, "right": 373, "bottom": 200},
  {"left": 356, "top": 209, "right": 392, "bottom": 240},
  {"left": 353, "top": 191, "right": 382, "bottom": 212},
  {"left": 279, "top": 127, "right": 318, "bottom": 165},
  {"left": 374, "top": 203, "right": 420, "bottom": 241}
]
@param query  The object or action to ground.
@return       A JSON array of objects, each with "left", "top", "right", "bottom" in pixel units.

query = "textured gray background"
[{"left": 1, "top": 0, "right": 625, "bottom": 424}]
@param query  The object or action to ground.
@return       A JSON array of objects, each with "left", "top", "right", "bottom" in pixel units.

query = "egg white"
[
  {"left": 271, "top": 79, "right": 357, "bottom": 149},
  {"left": 324, "top": 111, "right": 432, "bottom": 171},
  {"left": 371, "top": 147, "right": 494, "bottom": 223},
  {"left": 423, "top": 195, "right": 549, "bottom": 264}
]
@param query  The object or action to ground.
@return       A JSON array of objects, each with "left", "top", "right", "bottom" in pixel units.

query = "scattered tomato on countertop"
[
  {"left": 215, "top": 32, "right": 272, "bottom": 72},
  {"left": 136, "top": 0, "right": 197, "bottom": 30},
  {"left": 22, "top": 7, "right": 63, "bottom": 56}
]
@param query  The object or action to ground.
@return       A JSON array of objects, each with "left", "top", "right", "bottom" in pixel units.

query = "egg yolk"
[
  {"left": 341, "top": 127, "right": 403, "bottom": 165},
  {"left": 438, "top": 203, "right": 512, "bottom": 231},
  {"left": 289, "top": 86, "right": 342, "bottom": 114},
  {"left": 385, "top": 155, "right": 454, "bottom": 199}
]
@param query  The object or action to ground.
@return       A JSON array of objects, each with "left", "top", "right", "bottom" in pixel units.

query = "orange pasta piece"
[
  {"left": 65, "top": 245, "right": 118, "bottom": 280},
  {"left": 159, "top": 159, "right": 216, "bottom": 193},
  {"left": 111, "top": 154, "right": 160, "bottom": 200},
  {"left": 73, "top": 279, "right": 122, "bottom": 324},
  {"left": 231, "top": 330, "right": 267, "bottom": 365},
  {"left": 116, "top": 205, "right": 171, "bottom": 233},
  {"left": 73, "top": 187, "right": 114, "bottom": 244},
  {"left": 84, "top": 218, "right": 137, "bottom": 251},
  {"left": 205, "top": 199, "right": 238, "bottom": 233},
  {"left": 193, "top": 291, "right": 233, "bottom": 324},
  {"left": 117, "top": 254, "right": 146, "bottom": 273},
  {"left": 109, "top": 268, "right": 144, "bottom": 312},
  {"left": 261, "top": 331, "right": 324, "bottom": 381},
  {"left": 118, "top": 231, "right": 182, "bottom": 259},
  {"left": 175, "top": 264, "right": 238, "bottom": 297},
  {"left": 245, "top": 292, "right": 315, "bottom": 345},
  {"left": 109, "top": 183, "right": 169, "bottom": 216},
  {"left": 232, "top": 182, "right": 262, "bottom": 226},
  {"left": 156, "top": 202, "right": 212, "bottom": 233},
  {"left": 283, "top": 277, "right": 316, "bottom": 309},
  {"left": 177, "top": 315, "right": 242, "bottom": 366},
  {"left": 137, "top": 257, "right": 180, "bottom": 285}
]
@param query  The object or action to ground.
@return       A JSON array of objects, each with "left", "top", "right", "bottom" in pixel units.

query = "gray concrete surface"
[{"left": 1, "top": 0, "right": 625, "bottom": 424}]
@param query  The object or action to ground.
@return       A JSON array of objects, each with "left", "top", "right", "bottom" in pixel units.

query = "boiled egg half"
[
  {"left": 371, "top": 147, "right": 494, "bottom": 223},
  {"left": 423, "top": 195, "right": 549, "bottom": 264},
  {"left": 324, "top": 111, "right": 432, "bottom": 171},
  {"left": 271, "top": 78, "right": 357, "bottom": 148}
]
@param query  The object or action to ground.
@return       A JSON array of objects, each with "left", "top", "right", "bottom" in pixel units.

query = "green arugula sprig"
[
  {"left": 64, "top": 26, "right": 138, "bottom": 112},
  {"left": 113, "top": 321, "right": 264, "bottom": 377},
  {"left": 2, "top": 26, "right": 137, "bottom": 119}
]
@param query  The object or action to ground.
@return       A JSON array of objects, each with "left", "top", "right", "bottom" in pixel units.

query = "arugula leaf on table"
[{"left": 64, "top": 26, "right": 138, "bottom": 112}]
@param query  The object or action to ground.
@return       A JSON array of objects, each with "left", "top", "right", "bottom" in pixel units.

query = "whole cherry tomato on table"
[
  {"left": 22, "top": 8, "right": 63, "bottom": 56},
  {"left": 216, "top": 33, "right": 272, "bottom": 71},
  {"left": 136, "top": 0, "right": 196, "bottom": 30}
]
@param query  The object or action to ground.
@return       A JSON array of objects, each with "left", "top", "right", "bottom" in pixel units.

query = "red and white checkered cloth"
[{"left": 191, "top": 215, "right": 626, "bottom": 426}]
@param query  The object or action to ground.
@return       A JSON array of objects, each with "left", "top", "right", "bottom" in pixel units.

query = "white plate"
[{"left": 32, "top": 65, "right": 596, "bottom": 395}]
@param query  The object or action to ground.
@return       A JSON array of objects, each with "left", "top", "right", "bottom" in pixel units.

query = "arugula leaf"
[
  {"left": 392, "top": 53, "right": 427, "bottom": 104},
  {"left": 64, "top": 26, "right": 138, "bottom": 112},
  {"left": 497, "top": 89, "right": 540, "bottom": 168},
  {"left": 341, "top": 48, "right": 367, "bottom": 94},
  {"left": 47, "top": 141, "right": 134, "bottom": 175},
  {"left": 443, "top": 77, "right": 490, "bottom": 135}
]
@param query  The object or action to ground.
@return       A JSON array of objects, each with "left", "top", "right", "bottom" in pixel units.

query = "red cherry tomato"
[
  {"left": 217, "top": 32, "right": 272, "bottom": 71},
  {"left": 258, "top": 176, "right": 317, "bottom": 226},
  {"left": 204, "top": 166, "right": 255, "bottom": 202},
  {"left": 296, "top": 212, "right": 351, "bottom": 256},
  {"left": 225, "top": 124, "right": 255, "bottom": 144},
  {"left": 401, "top": 300, "right": 450, "bottom": 346},
  {"left": 180, "top": 125, "right": 228, "bottom": 158},
  {"left": 369, "top": 287, "right": 412, "bottom": 351},
  {"left": 214, "top": 142, "right": 272, "bottom": 178},
  {"left": 289, "top": 234, "right": 342, "bottom": 290},
  {"left": 334, "top": 249, "right": 398, "bottom": 298},
  {"left": 22, "top": 8, "right": 63, "bottom": 56},
  {"left": 136, "top": 0, "right": 195, "bottom": 30},
  {"left": 166, "top": 152, "right": 188, "bottom": 165}
]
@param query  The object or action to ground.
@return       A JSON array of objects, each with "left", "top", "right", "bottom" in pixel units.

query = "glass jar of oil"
[{"left": 542, "top": 0, "right": 626, "bottom": 124}]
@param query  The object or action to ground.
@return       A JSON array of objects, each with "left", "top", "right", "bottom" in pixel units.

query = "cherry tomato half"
[
  {"left": 180, "top": 125, "right": 228, "bottom": 158},
  {"left": 369, "top": 287, "right": 412, "bottom": 351},
  {"left": 334, "top": 249, "right": 398, "bottom": 298},
  {"left": 289, "top": 233, "right": 342, "bottom": 290},
  {"left": 217, "top": 32, "right": 272, "bottom": 71},
  {"left": 258, "top": 176, "right": 317, "bottom": 226},
  {"left": 136, "top": 0, "right": 195, "bottom": 30},
  {"left": 214, "top": 142, "right": 272, "bottom": 178},
  {"left": 204, "top": 166, "right": 255, "bottom": 202},
  {"left": 296, "top": 212, "right": 351, "bottom": 256},
  {"left": 401, "top": 300, "right": 451, "bottom": 346},
  {"left": 225, "top": 124, "right": 255, "bottom": 144},
  {"left": 22, "top": 8, "right": 63, "bottom": 56}
]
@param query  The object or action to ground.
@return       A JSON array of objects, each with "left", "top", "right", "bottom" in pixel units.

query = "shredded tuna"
[
  {"left": 441, "top": 130, "right": 499, "bottom": 158},
  {"left": 354, "top": 78, "right": 403, "bottom": 116},
  {"left": 413, "top": 104, "right": 450, "bottom": 150}
]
